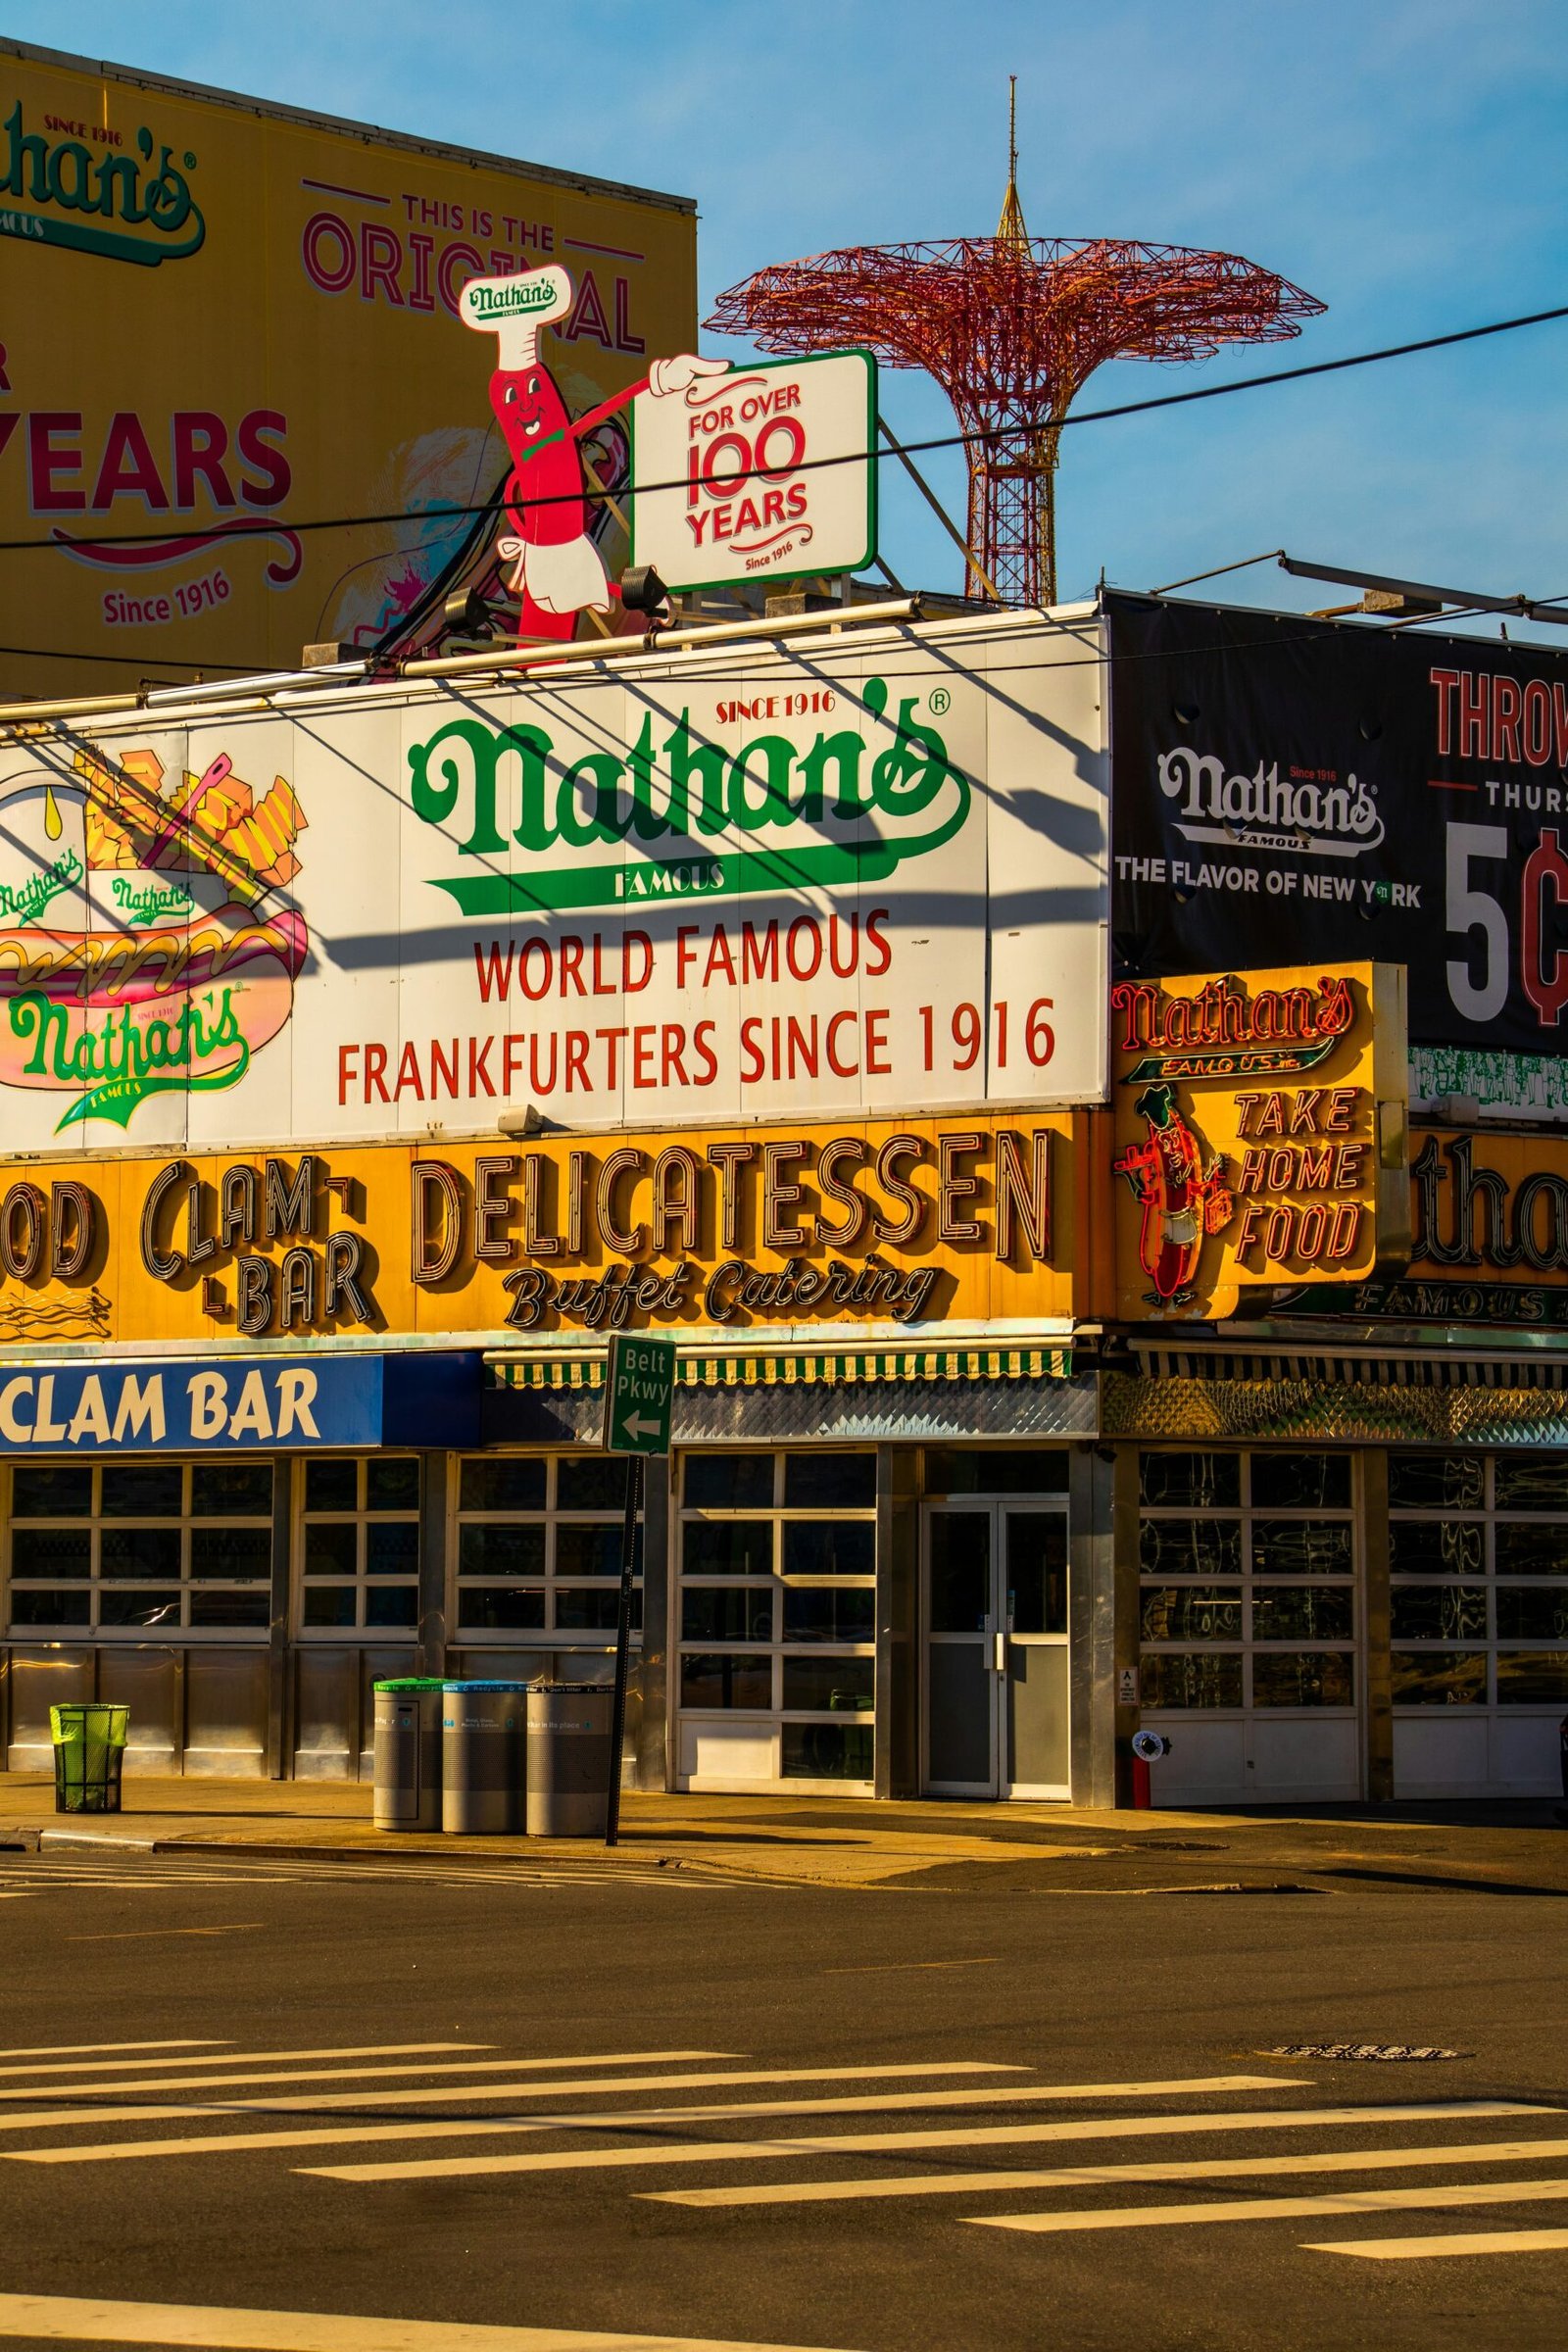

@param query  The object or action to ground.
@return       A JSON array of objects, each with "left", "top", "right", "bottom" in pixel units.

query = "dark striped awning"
[{"left": 1130, "top": 1345, "right": 1568, "bottom": 1392}]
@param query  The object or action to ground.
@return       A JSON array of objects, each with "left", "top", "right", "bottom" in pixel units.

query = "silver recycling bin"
[
  {"left": 525, "top": 1683, "right": 613, "bottom": 1838},
  {"left": 441, "top": 1682, "right": 523, "bottom": 1835},
  {"left": 372, "top": 1680, "right": 443, "bottom": 1832}
]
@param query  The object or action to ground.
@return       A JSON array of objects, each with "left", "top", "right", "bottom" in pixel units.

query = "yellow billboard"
[
  {"left": 0, "top": 1115, "right": 1082, "bottom": 1350},
  {"left": 1109, "top": 962, "right": 1410, "bottom": 1320},
  {"left": 0, "top": 41, "right": 696, "bottom": 702}
]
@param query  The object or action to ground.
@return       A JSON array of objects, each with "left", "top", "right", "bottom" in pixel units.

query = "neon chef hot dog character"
[{"left": 459, "top": 267, "right": 727, "bottom": 643}]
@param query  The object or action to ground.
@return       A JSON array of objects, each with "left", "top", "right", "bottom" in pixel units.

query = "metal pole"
[
  {"left": 605, "top": 1451, "right": 642, "bottom": 1847},
  {"left": 876, "top": 418, "right": 1006, "bottom": 606}
]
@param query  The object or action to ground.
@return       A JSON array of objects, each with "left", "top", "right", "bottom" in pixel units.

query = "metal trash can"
[
  {"left": 372, "top": 1679, "right": 445, "bottom": 1832},
  {"left": 50, "top": 1704, "right": 129, "bottom": 1815},
  {"left": 441, "top": 1682, "right": 524, "bottom": 1835},
  {"left": 525, "top": 1683, "right": 613, "bottom": 1838}
]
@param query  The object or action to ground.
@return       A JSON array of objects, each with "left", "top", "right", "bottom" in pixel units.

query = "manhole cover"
[{"left": 1261, "top": 2042, "right": 1469, "bottom": 2062}]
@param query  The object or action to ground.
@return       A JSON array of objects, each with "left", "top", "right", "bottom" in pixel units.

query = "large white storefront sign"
[{"left": 0, "top": 613, "right": 1107, "bottom": 1149}]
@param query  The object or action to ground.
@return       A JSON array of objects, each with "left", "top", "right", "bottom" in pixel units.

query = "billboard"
[
  {"left": 1110, "top": 960, "right": 1409, "bottom": 1321},
  {"left": 0, "top": 1118, "right": 1079, "bottom": 1348},
  {"left": 0, "top": 40, "right": 696, "bottom": 701},
  {"left": 0, "top": 614, "right": 1109, "bottom": 1152},
  {"left": 1108, "top": 591, "right": 1568, "bottom": 1058},
  {"left": 1310, "top": 1123, "right": 1568, "bottom": 1330}
]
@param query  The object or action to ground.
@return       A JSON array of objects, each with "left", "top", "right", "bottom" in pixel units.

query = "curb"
[
  {"left": 154, "top": 1836, "right": 686, "bottom": 1867},
  {"left": 39, "top": 1828, "right": 158, "bottom": 1851}
]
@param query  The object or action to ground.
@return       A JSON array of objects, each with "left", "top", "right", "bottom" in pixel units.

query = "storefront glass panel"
[
  {"left": 675, "top": 1449, "right": 876, "bottom": 1790},
  {"left": 1391, "top": 1450, "right": 1568, "bottom": 1793},
  {"left": 298, "top": 1457, "right": 419, "bottom": 1634},
  {"left": 1138, "top": 1448, "right": 1359, "bottom": 1801},
  {"left": 6, "top": 1463, "right": 272, "bottom": 1637},
  {"left": 453, "top": 1454, "right": 641, "bottom": 1654}
]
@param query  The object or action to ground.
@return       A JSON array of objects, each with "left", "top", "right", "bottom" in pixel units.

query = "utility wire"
[
  {"left": 0, "top": 642, "right": 266, "bottom": 674},
  {"left": 2, "top": 299, "right": 1564, "bottom": 558}
]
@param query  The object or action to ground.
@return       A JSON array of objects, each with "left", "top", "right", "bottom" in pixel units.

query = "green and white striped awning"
[{"left": 491, "top": 1343, "right": 1072, "bottom": 1394}]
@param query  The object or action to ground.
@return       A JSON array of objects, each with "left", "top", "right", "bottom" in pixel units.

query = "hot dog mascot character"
[
  {"left": 1113, "top": 1081, "right": 1236, "bottom": 1307},
  {"left": 459, "top": 267, "right": 726, "bottom": 643}
]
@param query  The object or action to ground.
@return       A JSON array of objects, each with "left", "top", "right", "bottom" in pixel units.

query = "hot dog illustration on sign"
[
  {"left": 458, "top": 270, "right": 727, "bottom": 643},
  {"left": 1112, "top": 1082, "right": 1236, "bottom": 1305},
  {"left": 0, "top": 745, "right": 307, "bottom": 1136}
]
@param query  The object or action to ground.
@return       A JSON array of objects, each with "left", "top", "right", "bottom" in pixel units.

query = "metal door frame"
[{"left": 919, "top": 1497, "right": 1069, "bottom": 1799}]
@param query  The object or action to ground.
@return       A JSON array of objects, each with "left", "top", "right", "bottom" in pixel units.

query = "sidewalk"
[{"left": 2, "top": 1773, "right": 1564, "bottom": 1892}]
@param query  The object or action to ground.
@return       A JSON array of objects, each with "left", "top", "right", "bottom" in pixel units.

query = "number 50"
[{"left": 1446, "top": 820, "right": 1568, "bottom": 1027}]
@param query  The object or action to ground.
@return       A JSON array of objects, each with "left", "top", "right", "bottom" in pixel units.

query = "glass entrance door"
[{"left": 921, "top": 1501, "right": 1069, "bottom": 1798}]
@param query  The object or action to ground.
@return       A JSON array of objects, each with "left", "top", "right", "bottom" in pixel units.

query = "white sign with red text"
[
  {"left": 630, "top": 350, "right": 877, "bottom": 592},
  {"left": 0, "top": 612, "right": 1106, "bottom": 1152}
]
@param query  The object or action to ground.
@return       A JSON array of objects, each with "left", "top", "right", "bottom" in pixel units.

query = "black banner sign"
[{"left": 1107, "top": 591, "right": 1568, "bottom": 1054}]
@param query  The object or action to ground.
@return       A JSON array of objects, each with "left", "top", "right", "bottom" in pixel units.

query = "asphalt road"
[{"left": 1, "top": 1836, "right": 1566, "bottom": 2351}]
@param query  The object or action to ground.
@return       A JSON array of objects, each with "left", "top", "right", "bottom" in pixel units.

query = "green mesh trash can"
[{"left": 49, "top": 1704, "right": 129, "bottom": 1815}]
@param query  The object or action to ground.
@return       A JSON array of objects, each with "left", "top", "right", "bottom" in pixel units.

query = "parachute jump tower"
[{"left": 705, "top": 82, "right": 1325, "bottom": 607}]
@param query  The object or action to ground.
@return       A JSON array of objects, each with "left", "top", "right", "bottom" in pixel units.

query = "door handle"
[{"left": 994, "top": 1632, "right": 1007, "bottom": 1673}]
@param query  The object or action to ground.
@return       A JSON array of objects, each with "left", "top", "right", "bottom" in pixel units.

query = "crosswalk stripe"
[
  {"left": 644, "top": 2134, "right": 1568, "bottom": 2207},
  {"left": 0, "top": 2043, "right": 482, "bottom": 2080},
  {"left": 302, "top": 2098, "right": 1544, "bottom": 2184},
  {"left": 0, "top": 2041, "right": 221, "bottom": 2060},
  {"left": 0, "top": 2050, "right": 736, "bottom": 2102},
  {"left": 0, "top": 2288, "right": 860, "bottom": 2349},
  {"left": 0, "top": 2059, "right": 992, "bottom": 2119},
  {"left": 4, "top": 1857, "right": 712, "bottom": 1889},
  {"left": 270, "top": 2072, "right": 1279, "bottom": 2123},
  {"left": 7, "top": 2072, "right": 1276, "bottom": 2164},
  {"left": 1306, "top": 2227, "right": 1568, "bottom": 2259},
  {"left": 971, "top": 2177, "right": 1568, "bottom": 2235}
]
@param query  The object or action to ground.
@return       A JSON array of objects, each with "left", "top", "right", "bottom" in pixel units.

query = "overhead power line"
[{"left": 0, "top": 299, "right": 1564, "bottom": 558}]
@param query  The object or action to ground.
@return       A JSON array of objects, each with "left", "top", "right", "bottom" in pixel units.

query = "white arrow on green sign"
[{"left": 604, "top": 1334, "right": 676, "bottom": 1456}]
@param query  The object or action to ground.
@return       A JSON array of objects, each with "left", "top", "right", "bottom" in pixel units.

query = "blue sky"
[{"left": 14, "top": 0, "right": 1568, "bottom": 634}]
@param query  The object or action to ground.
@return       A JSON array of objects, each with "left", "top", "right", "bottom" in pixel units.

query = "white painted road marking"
[
  {"left": 0, "top": 2050, "right": 736, "bottom": 2102},
  {"left": 0, "top": 2289, "right": 860, "bottom": 2350},
  {"left": 646, "top": 2134, "right": 1568, "bottom": 2207},
  {"left": 7, "top": 2072, "right": 1277, "bottom": 2165},
  {"left": 0, "top": 2040, "right": 220, "bottom": 2059},
  {"left": 304, "top": 2099, "right": 1543, "bottom": 2184},
  {"left": 971, "top": 2177, "right": 1568, "bottom": 2234},
  {"left": 0, "top": 2042, "right": 482, "bottom": 2079},
  {"left": 1307, "top": 2227, "right": 1568, "bottom": 2259}
]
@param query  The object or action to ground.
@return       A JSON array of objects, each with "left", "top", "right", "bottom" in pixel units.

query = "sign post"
[{"left": 602, "top": 1335, "right": 675, "bottom": 1846}]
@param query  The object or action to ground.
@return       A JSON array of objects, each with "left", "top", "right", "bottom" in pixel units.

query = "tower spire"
[{"left": 998, "top": 74, "right": 1028, "bottom": 250}]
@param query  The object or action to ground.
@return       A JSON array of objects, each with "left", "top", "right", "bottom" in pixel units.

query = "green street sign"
[{"left": 604, "top": 1334, "right": 675, "bottom": 1456}]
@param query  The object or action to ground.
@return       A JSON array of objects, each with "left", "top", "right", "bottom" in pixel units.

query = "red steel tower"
[{"left": 705, "top": 86, "right": 1325, "bottom": 606}]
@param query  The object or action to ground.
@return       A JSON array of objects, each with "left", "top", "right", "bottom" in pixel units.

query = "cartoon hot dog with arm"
[{"left": 458, "top": 268, "right": 726, "bottom": 644}]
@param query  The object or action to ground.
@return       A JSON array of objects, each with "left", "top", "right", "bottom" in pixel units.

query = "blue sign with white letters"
[{"left": 0, "top": 1352, "right": 480, "bottom": 1453}]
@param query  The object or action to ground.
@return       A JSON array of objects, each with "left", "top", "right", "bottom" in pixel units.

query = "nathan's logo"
[
  {"left": 0, "top": 745, "right": 306, "bottom": 1131},
  {"left": 111, "top": 876, "right": 195, "bottom": 928},
  {"left": 0, "top": 99, "right": 205, "bottom": 268},
  {"left": 408, "top": 677, "right": 969, "bottom": 919},
  {"left": 1112, "top": 972, "right": 1354, "bottom": 1085},
  {"left": 1156, "top": 745, "right": 1384, "bottom": 860},
  {"left": 0, "top": 847, "right": 80, "bottom": 924},
  {"left": 466, "top": 276, "right": 564, "bottom": 319}
]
